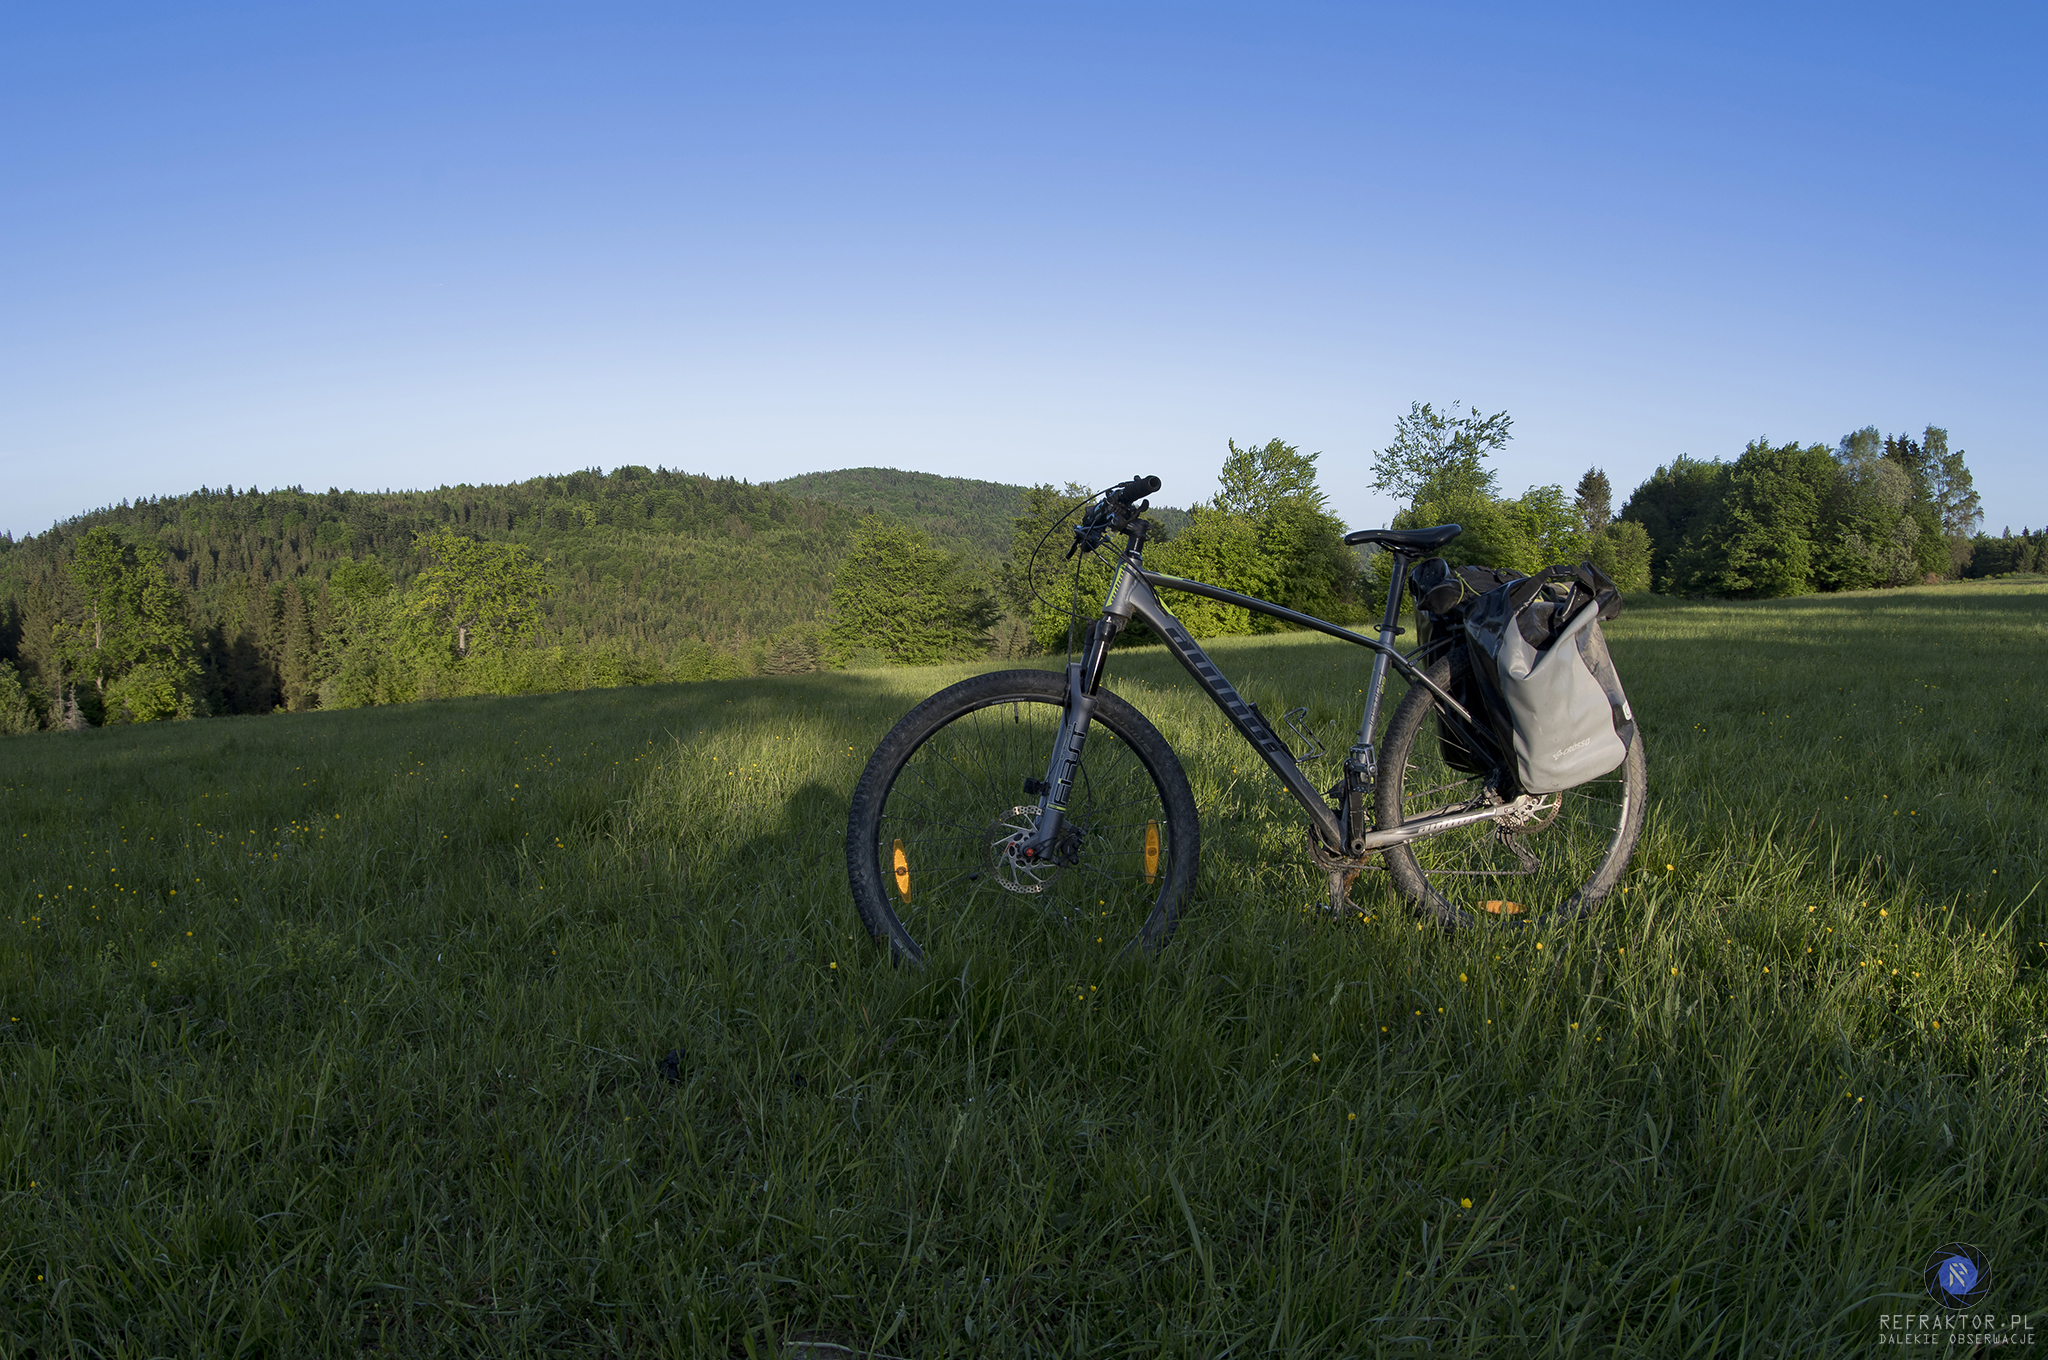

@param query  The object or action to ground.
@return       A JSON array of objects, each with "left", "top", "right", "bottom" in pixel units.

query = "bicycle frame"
[{"left": 1018, "top": 530, "right": 1524, "bottom": 866}]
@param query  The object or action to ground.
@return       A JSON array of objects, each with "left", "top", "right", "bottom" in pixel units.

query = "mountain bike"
[{"left": 845, "top": 476, "right": 1647, "bottom": 965}]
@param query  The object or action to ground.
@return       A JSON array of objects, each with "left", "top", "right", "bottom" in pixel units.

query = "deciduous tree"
[
  {"left": 1215, "top": 438, "right": 1328, "bottom": 519},
  {"left": 1618, "top": 456, "right": 1730, "bottom": 593},
  {"left": 402, "top": 526, "right": 552, "bottom": 661},
  {"left": 1922, "top": 426, "right": 1983, "bottom": 575},
  {"left": 1370, "top": 402, "right": 1513, "bottom": 504},
  {"left": 826, "top": 519, "right": 998, "bottom": 665},
  {"left": 1590, "top": 520, "right": 1653, "bottom": 592},
  {"left": 53, "top": 526, "right": 202, "bottom": 721},
  {"left": 1675, "top": 440, "right": 1835, "bottom": 597}
]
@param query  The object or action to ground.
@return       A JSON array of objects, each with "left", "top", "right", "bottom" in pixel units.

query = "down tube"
[{"left": 1121, "top": 576, "right": 1346, "bottom": 849}]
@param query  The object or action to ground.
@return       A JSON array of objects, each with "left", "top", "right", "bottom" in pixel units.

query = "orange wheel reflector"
[
  {"left": 891, "top": 839, "right": 911, "bottom": 902},
  {"left": 1481, "top": 899, "right": 1525, "bottom": 915},
  {"left": 1144, "top": 820, "right": 1160, "bottom": 883}
]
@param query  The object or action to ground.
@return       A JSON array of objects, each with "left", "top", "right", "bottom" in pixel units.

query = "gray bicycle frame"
[{"left": 1018, "top": 537, "right": 1528, "bottom": 863}]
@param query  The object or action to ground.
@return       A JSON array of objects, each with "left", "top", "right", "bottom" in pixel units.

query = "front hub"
[{"left": 987, "top": 806, "right": 1083, "bottom": 894}]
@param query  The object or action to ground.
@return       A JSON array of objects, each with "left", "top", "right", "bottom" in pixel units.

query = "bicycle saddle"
[{"left": 1343, "top": 523, "right": 1462, "bottom": 552}]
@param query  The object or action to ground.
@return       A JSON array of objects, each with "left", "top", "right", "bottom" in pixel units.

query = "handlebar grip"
[{"left": 1131, "top": 475, "right": 1161, "bottom": 498}]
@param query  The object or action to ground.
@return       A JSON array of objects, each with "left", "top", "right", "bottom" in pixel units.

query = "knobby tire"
[{"left": 846, "top": 669, "right": 1200, "bottom": 966}]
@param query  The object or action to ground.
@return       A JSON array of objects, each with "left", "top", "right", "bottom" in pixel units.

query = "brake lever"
[
  {"left": 1068, "top": 480, "right": 1156, "bottom": 558},
  {"left": 1066, "top": 513, "right": 1106, "bottom": 558}
]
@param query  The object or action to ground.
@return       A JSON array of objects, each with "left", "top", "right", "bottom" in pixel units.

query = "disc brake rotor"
[
  {"left": 987, "top": 806, "right": 1058, "bottom": 894},
  {"left": 985, "top": 805, "right": 1088, "bottom": 895},
  {"left": 1496, "top": 792, "right": 1561, "bottom": 835}
]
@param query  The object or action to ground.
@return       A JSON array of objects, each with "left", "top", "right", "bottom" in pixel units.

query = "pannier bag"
[
  {"left": 1460, "top": 563, "right": 1636, "bottom": 795},
  {"left": 1407, "top": 559, "right": 1529, "bottom": 774}
]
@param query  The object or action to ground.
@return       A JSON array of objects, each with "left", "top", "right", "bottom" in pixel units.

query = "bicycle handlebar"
[
  {"left": 1068, "top": 474, "right": 1162, "bottom": 557},
  {"left": 1109, "top": 475, "right": 1161, "bottom": 504}
]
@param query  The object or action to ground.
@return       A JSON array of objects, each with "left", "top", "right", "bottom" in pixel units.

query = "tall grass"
[{"left": 2, "top": 582, "right": 2043, "bottom": 1356}]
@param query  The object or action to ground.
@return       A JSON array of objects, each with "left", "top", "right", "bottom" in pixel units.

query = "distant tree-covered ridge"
[
  {"left": 1, "top": 464, "right": 862, "bottom": 644},
  {"left": 0, "top": 466, "right": 968, "bottom": 728},
  {"left": 0, "top": 448, "right": 1339, "bottom": 729},
  {"left": 769, "top": 466, "right": 1197, "bottom": 553},
  {"left": 0, "top": 423, "right": 2017, "bottom": 733},
  {"left": 765, "top": 468, "right": 1031, "bottom": 559}
]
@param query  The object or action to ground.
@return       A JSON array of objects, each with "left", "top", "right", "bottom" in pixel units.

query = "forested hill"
[
  {"left": 8, "top": 422, "right": 2019, "bottom": 735},
  {"left": 765, "top": 468, "right": 1029, "bottom": 558},
  {"left": 0, "top": 464, "right": 1058, "bottom": 721},
  {"left": 0, "top": 466, "right": 889, "bottom": 649}
]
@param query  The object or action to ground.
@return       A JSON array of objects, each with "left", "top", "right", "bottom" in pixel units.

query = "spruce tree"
[{"left": 1574, "top": 468, "right": 1613, "bottom": 535}]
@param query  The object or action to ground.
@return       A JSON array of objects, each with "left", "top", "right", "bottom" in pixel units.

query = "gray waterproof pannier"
[
  {"left": 1461, "top": 564, "right": 1635, "bottom": 796},
  {"left": 1407, "top": 558, "right": 1528, "bottom": 775}
]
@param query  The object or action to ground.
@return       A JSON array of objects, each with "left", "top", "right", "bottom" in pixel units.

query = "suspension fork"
[
  {"left": 1340, "top": 552, "right": 1413, "bottom": 854},
  {"left": 1018, "top": 564, "right": 1133, "bottom": 859}
]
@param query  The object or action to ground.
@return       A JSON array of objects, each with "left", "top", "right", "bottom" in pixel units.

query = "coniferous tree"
[
  {"left": 1573, "top": 468, "right": 1613, "bottom": 535},
  {"left": 10, "top": 577, "right": 67, "bottom": 718},
  {"left": 278, "top": 580, "right": 320, "bottom": 711},
  {"left": 0, "top": 660, "right": 40, "bottom": 734}
]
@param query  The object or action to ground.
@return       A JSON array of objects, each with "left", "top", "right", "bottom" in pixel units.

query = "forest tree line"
[
  {"left": 1618, "top": 425, "right": 1986, "bottom": 595},
  {"left": 0, "top": 468, "right": 871, "bottom": 730},
  {"left": 0, "top": 411, "right": 2013, "bottom": 733}
]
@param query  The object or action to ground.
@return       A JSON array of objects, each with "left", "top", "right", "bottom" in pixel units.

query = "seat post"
[{"left": 1377, "top": 551, "right": 1413, "bottom": 639}]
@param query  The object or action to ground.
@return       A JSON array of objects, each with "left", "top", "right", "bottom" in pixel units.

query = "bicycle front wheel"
[
  {"left": 846, "top": 669, "right": 1200, "bottom": 966},
  {"left": 1378, "top": 655, "right": 1647, "bottom": 927}
]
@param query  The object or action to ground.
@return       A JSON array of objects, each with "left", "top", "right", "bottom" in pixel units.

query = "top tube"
[{"left": 1133, "top": 568, "right": 1477, "bottom": 726}]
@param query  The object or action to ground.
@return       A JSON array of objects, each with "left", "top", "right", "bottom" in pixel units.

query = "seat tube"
[{"left": 1345, "top": 554, "right": 1412, "bottom": 839}]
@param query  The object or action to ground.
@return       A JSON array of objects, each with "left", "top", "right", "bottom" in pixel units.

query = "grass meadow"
[{"left": 3, "top": 580, "right": 2045, "bottom": 1357}]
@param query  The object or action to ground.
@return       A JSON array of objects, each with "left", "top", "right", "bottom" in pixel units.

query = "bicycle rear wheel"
[
  {"left": 1377, "top": 655, "right": 1646, "bottom": 927},
  {"left": 846, "top": 669, "right": 1200, "bottom": 966}
]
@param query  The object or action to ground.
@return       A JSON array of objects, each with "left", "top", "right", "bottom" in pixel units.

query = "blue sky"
[{"left": 3, "top": 2, "right": 2042, "bottom": 539}]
